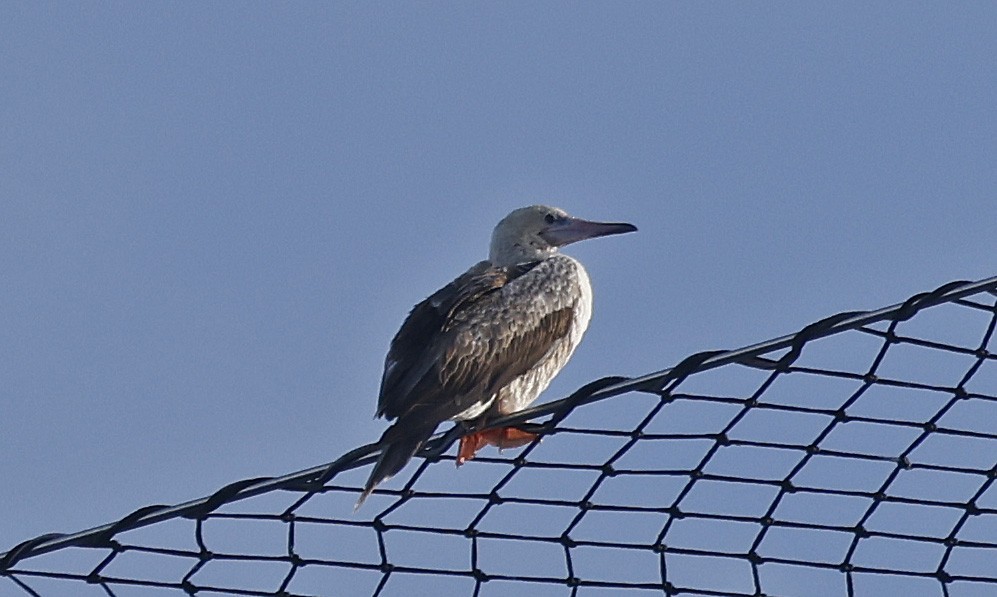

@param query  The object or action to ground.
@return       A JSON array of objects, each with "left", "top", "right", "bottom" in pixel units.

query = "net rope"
[{"left": 3, "top": 276, "right": 997, "bottom": 596}]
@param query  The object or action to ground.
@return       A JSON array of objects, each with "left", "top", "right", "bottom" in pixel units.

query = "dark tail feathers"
[{"left": 356, "top": 423, "right": 435, "bottom": 510}]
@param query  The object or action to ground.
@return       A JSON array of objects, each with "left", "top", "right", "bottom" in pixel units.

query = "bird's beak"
[{"left": 540, "top": 217, "right": 638, "bottom": 247}]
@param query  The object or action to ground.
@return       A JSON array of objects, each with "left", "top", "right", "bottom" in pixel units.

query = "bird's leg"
[{"left": 456, "top": 426, "right": 539, "bottom": 466}]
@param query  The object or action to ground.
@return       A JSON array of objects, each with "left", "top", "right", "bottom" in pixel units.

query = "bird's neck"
[{"left": 489, "top": 243, "right": 556, "bottom": 267}]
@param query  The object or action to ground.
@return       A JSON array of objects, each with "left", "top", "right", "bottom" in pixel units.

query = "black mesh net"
[{"left": 3, "top": 277, "right": 997, "bottom": 597}]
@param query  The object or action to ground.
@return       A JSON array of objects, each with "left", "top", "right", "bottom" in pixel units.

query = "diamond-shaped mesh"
[{"left": 3, "top": 277, "right": 996, "bottom": 597}]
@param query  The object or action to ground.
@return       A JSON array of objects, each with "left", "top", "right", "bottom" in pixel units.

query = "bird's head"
[{"left": 489, "top": 205, "right": 637, "bottom": 266}]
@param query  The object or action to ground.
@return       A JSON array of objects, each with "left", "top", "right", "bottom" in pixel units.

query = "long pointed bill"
[{"left": 540, "top": 217, "right": 638, "bottom": 247}]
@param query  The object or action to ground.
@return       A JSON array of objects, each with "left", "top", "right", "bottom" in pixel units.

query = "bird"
[{"left": 357, "top": 205, "right": 636, "bottom": 507}]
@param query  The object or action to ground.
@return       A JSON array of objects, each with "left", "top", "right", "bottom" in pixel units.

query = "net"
[{"left": 3, "top": 277, "right": 996, "bottom": 597}]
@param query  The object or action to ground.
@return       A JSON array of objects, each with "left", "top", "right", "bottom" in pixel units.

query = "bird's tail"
[{"left": 356, "top": 422, "right": 436, "bottom": 510}]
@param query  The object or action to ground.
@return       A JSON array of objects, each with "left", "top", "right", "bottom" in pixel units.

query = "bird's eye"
[{"left": 544, "top": 213, "right": 556, "bottom": 224}]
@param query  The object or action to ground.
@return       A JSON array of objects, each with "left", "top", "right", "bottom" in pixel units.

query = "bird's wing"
[
  {"left": 376, "top": 259, "right": 573, "bottom": 425},
  {"left": 376, "top": 260, "right": 506, "bottom": 418}
]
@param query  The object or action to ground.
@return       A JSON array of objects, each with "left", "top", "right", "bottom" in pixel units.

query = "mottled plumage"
[{"left": 358, "top": 206, "right": 635, "bottom": 507}]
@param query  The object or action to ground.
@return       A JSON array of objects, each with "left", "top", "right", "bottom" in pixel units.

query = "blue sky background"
[{"left": 1, "top": 2, "right": 995, "bottom": 590}]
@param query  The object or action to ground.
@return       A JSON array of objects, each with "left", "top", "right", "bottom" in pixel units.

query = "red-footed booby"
[{"left": 358, "top": 205, "right": 636, "bottom": 507}]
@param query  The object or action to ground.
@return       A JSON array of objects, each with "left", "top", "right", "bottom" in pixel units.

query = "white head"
[{"left": 488, "top": 205, "right": 637, "bottom": 266}]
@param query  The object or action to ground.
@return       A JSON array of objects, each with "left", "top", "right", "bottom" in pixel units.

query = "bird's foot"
[{"left": 456, "top": 427, "right": 539, "bottom": 466}]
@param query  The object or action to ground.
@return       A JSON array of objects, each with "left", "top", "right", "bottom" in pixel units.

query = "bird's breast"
[{"left": 493, "top": 256, "right": 592, "bottom": 415}]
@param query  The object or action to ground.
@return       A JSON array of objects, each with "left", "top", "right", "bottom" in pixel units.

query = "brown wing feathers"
[
  {"left": 360, "top": 260, "right": 566, "bottom": 505},
  {"left": 376, "top": 262, "right": 510, "bottom": 419},
  {"left": 440, "top": 306, "right": 573, "bottom": 411}
]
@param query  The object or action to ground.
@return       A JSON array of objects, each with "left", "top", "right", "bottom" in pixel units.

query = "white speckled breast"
[{"left": 489, "top": 254, "right": 591, "bottom": 417}]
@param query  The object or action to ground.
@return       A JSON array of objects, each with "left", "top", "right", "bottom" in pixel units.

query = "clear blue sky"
[{"left": 2, "top": 2, "right": 995, "bottom": 592}]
